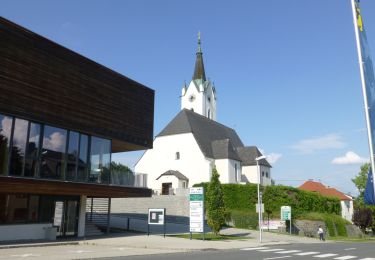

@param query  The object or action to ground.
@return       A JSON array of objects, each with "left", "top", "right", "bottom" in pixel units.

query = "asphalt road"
[{"left": 97, "top": 243, "right": 375, "bottom": 260}]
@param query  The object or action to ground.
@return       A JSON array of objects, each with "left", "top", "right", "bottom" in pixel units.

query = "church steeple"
[{"left": 192, "top": 32, "right": 206, "bottom": 81}]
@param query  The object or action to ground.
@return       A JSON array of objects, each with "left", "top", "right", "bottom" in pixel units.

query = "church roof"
[
  {"left": 156, "top": 170, "right": 189, "bottom": 181},
  {"left": 212, "top": 139, "right": 241, "bottom": 161},
  {"left": 236, "top": 146, "right": 272, "bottom": 167},
  {"left": 157, "top": 109, "right": 244, "bottom": 160},
  {"left": 192, "top": 33, "right": 206, "bottom": 81}
]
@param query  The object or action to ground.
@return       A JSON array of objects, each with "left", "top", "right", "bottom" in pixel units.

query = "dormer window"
[{"left": 175, "top": 152, "right": 180, "bottom": 160}]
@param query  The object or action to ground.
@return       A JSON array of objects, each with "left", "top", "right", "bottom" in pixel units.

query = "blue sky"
[{"left": 2, "top": 0, "right": 375, "bottom": 195}]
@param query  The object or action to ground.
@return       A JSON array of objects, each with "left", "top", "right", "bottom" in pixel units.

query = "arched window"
[{"left": 208, "top": 109, "right": 211, "bottom": 119}]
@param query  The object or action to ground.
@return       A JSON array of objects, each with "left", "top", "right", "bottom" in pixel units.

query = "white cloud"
[
  {"left": 291, "top": 133, "right": 346, "bottom": 154},
  {"left": 43, "top": 132, "right": 66, "bottom": 152},
  {"left": 331, "top": 151, "right": 368, "bottom": 165},
  {"left": 259, "top": 149, "right": 282, "bottom": 164}
]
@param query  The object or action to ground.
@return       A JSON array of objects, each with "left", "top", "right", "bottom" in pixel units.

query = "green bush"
[
  {"left": 193, "top": 183, "right": 341, "bottom": 216},
  {"left": 230, "top": 210, "right": 259, "bottom": 229}
]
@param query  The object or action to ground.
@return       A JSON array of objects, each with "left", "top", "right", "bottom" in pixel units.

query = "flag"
[
  {"left": 364, "top": 168, "right": 375, "bottom": 205},
  {"left": 352, "top": 0, "right": 375, "bottom": 199}
]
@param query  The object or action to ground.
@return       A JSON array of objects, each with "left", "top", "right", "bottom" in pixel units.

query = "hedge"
[{"left": 193, "top": 183, "right": 341, "bottom": 217}]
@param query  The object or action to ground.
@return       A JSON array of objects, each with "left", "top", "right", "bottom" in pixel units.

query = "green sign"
[{"left": 190, "top": 194, "right": 203, "bottom": 201}]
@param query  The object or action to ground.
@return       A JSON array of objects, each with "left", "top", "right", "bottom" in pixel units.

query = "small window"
[
  {"left": 234, "top": 164, "right": 238, "bottom": 182},
  {"left": 208, "top": 109, "right": 211, "bottom": 119},
  {"left": 262, "top": 171, "right": 265, "bottom": 177},
  {"left": 175, "top": 152, "right": 180, "bottom": 160},
  {"left": 266, "top": 172, "right": 269, "bottom": 178}
]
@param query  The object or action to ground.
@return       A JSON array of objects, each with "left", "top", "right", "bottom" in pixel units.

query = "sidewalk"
[{"left": 0, "top": 229, "right": 328, "bottom": 260}]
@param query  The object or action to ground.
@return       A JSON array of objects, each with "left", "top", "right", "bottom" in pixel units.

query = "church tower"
[{"left": 181, "top": 33, "right": 217, "bottom": 121}]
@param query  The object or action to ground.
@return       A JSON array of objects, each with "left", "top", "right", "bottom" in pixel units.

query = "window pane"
[
  {"left": 0, "top": 114, "right": 12, "bottom": 175},
  {"left": 40, "top": 126, "right": 67, "bottom": 179},
  {"left": 24, "top": 123, "right": 41, "bottom": 177},
  {"left": 66, "top": 131, "right": 79, "bottom": 181},
  {"left": 10, "top": 119, "right": 28, "bottom": 176},
  {"left": 77, "top": 134, "right": 88, "bottom": 182},
  {"left": 27, "top": 123, "right": 41, "bottom": 157},
  {"left": 90, "top": 136, "right": 111, "bottom": 184}
]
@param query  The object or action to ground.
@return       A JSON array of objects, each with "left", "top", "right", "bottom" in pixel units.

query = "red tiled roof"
[{"left": 299, "top": 181, "right": 351, "bottom": 201}]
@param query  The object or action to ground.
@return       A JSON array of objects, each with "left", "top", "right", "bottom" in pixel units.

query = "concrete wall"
[
  {"left": 0, "top": 223, "right": 53, "bottom": 241},
  {"left": 111, "top": 195, "right": 190, "bottom": 217}
]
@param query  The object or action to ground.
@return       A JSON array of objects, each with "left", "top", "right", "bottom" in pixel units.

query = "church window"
[
  {"left": 262, "top": 171, "right": 265, "bottom": 177},
  {"left": 207, "top": 96, "right": 211, "bottom": 103},
  {"left": 208, "top": 109, "right": 211, "bottom": 119},
  {"left": 266, "top": 172, "right": 269, "bottom": 178},
  {"left": 175, "top": 152, "right": 180, "bottom": 160}
]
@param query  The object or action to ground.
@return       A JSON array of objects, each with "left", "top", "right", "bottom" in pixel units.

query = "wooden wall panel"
[
  {"left": 0, "top": 176, "right": 152, "bottom": 198},
  {"left": 0, "top": 17, "right": 154, "bottom": 152}
]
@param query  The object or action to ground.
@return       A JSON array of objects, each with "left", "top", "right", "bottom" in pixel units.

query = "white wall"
[
  {"left": 135, "top": 133, "right": 212, "bottom": 190},
  {"left": 181, "top": 80, "right": 217, "bottom": 121},
  {"left": 215, "top": 159, "right": 241, "bottom": 183},
  {"left": 0, "top": 223, "right": 52, "bottom": 241},
  {"left": 242, "top": 165, "right": 272, "bottom": 186},
  {"left": 341, "top": 200, "right": 353, "bottom": 223}
]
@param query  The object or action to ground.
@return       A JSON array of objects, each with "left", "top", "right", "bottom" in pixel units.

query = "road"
[{"left": 97, "top": 243, "right": 375, "bottom": 260}]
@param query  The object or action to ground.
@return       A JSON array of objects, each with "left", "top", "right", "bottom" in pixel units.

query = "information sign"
[{"left": 189, "top": 187, "right": 204, "bottom": 233}]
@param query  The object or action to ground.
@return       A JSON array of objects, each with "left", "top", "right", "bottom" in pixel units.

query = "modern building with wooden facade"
[{"left": 0, "top": 17, "right": 154, "bottom": 241}]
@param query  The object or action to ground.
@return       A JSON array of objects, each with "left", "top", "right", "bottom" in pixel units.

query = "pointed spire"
[{"left": 193, "top": 31, "right": 206, "bottom": 81}]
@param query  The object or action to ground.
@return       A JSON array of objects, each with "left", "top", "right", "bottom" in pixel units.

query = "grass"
[{"left": 169, "top": 232, "right": 252, "bottom": 241}]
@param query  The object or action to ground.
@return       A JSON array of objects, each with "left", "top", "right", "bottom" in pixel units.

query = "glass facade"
[
  {"left": 89, "top": 137, "right": 111, "bottom": 184},
  {"left": 0, "top": 115, "right": 12, "bottom": 176},
  {"left": 0, "top": 112, "right": 114, "bottom": 185}
]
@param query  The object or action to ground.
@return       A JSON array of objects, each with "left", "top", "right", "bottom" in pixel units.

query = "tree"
[
  {"left": 109, "top": 162, "right": 135, "bottom": 185},
  {"left": 206, "top": 167, "right": 226, "bottom": 235},
  {"left": 352, "top": 163, "right": 370, "bottom": 205},
  {"left": 352, "top": 207, "right": 373, "bottom": 233}
]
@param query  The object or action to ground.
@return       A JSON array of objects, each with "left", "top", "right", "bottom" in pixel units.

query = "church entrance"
[{"left": 161, "top": 183, "right": 172, "bottom": 195}]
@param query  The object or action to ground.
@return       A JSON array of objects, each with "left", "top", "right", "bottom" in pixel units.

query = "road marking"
[
  {"left": 68, "top": 250, "right": 93, "bottom": 254},
  {"left": 359, "top": 259, "right": 375, "bottom": 260},
  {"left": 295, "top": 252, "right": 320, "bottom": 256},
  {"left": 334, "top": 256, "right": 357, "bottom": 260},
  {"left": 275, "top": 250, "right": 302, "bottom": 254},
  {"left": 258, "top": 249, "right": 285, "bottom": 252},
  {"left": 263, "top": 256, "right": 292, "bottom": 260},
  {"left": 10, "top": 254, "right": 41, "bottom": 258},
  {"left": 314, "top": 254, "right": 339, "bottom": 258},
  {"left": 241, "top": 247, "right": 269, "bottom": 251},
  {"left": 344, "top": 248, "right": 357, "bottom": 251}
]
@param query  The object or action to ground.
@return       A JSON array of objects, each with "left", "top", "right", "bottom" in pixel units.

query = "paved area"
[{"left": 0, "top": 228, "right": 327, "bottom": 260}]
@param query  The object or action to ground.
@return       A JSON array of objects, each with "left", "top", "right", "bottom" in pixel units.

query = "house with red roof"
[{"left": 299, "top": 180, "right": 353, "bottom": 222}]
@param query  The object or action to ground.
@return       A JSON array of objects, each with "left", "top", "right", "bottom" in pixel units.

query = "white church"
[{"left": 135, "top": 35, "right": 272, "bottom": 195}]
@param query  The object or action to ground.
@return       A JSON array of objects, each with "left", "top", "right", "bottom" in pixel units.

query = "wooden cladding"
[
  {"left": 0, "top": 17, "right": 154, "bottom": 152},
  {"left": 0, "top": 176, "right": 152, "bottom": 198}
]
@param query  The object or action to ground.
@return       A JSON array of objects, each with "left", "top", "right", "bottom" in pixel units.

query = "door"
[
  {"left": 54, "top": 200, "right": 79, "bottom": 237},
  {"left": 161, "top": 183, "right": 172, "bottom": 195}
]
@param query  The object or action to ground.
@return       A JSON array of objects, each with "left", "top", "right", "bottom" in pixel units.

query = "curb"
[{"left": 0, "top": 241, "right": 79, "bottom": 250}]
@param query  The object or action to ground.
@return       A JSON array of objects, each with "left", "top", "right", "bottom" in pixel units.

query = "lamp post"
[{"left": 255, "top": 155, "right": 266, "bottom": 243}]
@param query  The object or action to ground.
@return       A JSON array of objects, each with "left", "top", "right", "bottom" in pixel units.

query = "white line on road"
[
  {"left": 359, "top": 258, "right": 375, "bottom": 260},
  {"left": 258, "top": 249, "right": 285, "bottom": 252},
  {"left": 275, "top": 250, "right": 302, "bottom": 254},
  {"left": 344, "top": 248, "right": 357, "bottom": 251},
  {"left": 68, "top": 250, "right": 93, "bottom": 254},
  {"left": 334, "top": 256, "right": 357, "bottom": 260},
  {"left": 295, "top": 252, "right": 320, "bottom": 256},
  {"left": 241, "top": 247, "right": 269, "bottom": 251},
  {"left": 10, "top": 254, "right": 41, "bottom": 258},
  {"left": 314, "top": 254, "right": 339, "bottom": 258},
  {"left": 263, "top": 256, "right": 292, "bottom": 260}
]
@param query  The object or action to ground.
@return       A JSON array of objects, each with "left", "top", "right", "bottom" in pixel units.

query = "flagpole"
[{"left": 351, "top": 0, "right": 375, "bottom": 194}]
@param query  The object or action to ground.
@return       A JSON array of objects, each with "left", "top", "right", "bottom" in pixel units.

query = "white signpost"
[
  {"left": 280, "top": 206, "right": 292, "bottom": 234},
  {"left": 189, "top": 187, "right": 205, "bottom": 239}
]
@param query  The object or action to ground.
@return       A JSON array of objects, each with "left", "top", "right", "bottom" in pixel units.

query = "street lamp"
[{"left": 255, "top": 155, "right": 266, "bottom": 243}]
